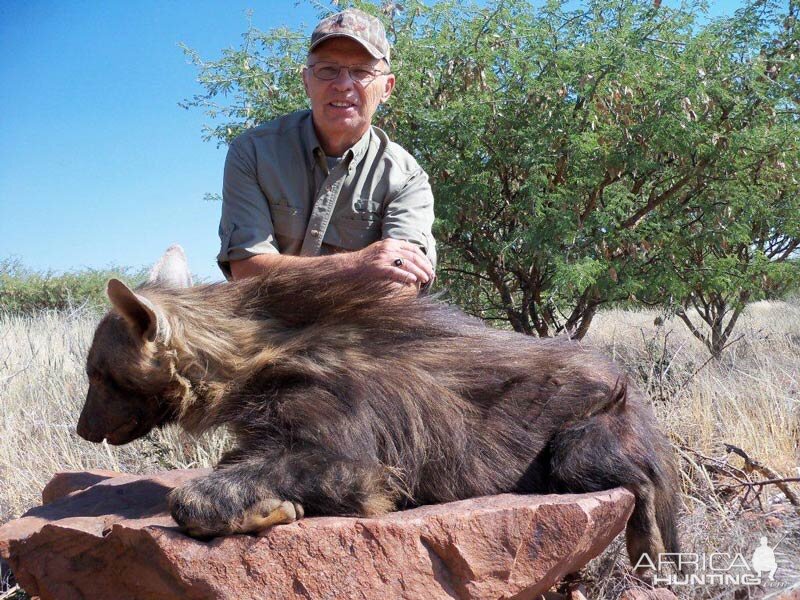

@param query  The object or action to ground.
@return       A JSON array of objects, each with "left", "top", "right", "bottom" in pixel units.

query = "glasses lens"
[
  {"left": 313, "top": 65, "right": 341, "bottom": 80},
  {"left": 349, "top": 67, "right": 376, "bottom": 83}
]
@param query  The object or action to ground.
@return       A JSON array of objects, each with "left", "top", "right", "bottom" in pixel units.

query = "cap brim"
[{"left": 309, "top": 33, "right": 386, "bottom": 63}]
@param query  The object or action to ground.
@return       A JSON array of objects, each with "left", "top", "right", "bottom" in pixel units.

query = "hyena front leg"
[
  {"left": 168, "top": 465, "right": 304, "bottom": 537},
  {"left": 168, "top": 446, "right": 397, "bottom": 537}
]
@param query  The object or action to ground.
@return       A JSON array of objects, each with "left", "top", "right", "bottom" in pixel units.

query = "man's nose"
[{"left": 331, "top": 67, "right": 355, "bottom": 89}]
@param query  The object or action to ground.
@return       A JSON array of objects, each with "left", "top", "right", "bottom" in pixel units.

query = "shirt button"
[{"left": 311, "top": 229, "right": 320, "bottom": 238}]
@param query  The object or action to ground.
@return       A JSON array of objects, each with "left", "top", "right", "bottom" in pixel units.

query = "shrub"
[{"left": 0, "top": 258, "right": 146, "bottom": 314}]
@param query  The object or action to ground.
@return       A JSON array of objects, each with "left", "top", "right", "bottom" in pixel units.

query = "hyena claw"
[{"left": 250, "top": 500, "right": 304, "bottom": 535}]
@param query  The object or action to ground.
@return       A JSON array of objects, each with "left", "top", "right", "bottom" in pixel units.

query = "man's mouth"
[{"left": 329, "top": 101, "right": 357, "bottom": 109}]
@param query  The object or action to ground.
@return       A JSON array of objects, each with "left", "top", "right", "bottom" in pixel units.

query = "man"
[{"left": 217, "top": 8, "right": 436, "bottom": 288}]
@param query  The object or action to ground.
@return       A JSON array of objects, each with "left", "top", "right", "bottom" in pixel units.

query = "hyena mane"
[{"left": 78, "top": 246, "right": 680, "bottom": 570}]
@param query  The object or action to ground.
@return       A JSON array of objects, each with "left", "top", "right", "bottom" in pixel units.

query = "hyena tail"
[{"left": 547, "top": 383, "right": 680, "bottom": 571}]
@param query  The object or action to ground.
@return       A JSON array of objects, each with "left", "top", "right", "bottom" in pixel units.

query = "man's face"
[{"left": 303, "top": 38, "right": 395, "bottom": 149}]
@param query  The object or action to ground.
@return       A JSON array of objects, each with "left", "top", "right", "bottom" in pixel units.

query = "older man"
[{"left": 217, "top": 9, "right": 436, "bottom": 287}]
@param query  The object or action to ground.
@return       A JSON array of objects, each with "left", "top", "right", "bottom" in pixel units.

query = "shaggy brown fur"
[{"left": 77, "top": 255, "right": 680, "bottom": 569}]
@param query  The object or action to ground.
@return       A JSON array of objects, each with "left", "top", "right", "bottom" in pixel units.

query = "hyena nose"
[{"left": 76, "top": 411, "right": 103, "bottom": 443}]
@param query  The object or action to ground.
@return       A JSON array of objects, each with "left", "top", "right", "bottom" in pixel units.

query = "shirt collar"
[{"left": 302, "top": 110, "right": 372, "bottom": 175}]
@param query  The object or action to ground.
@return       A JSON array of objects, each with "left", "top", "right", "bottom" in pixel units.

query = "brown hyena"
[{"left": 77, "top": 246, "right": 680, "bottom": 569}]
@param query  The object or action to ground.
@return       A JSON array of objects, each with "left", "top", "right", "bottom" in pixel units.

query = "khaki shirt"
[{"left": 217, "top": 110, "right": 436, "bottom": 279}]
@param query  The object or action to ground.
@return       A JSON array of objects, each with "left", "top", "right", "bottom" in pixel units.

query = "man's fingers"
[
  {"left": 359, "top": 238, "right": 434, "bottom": 286},
  {"left": 391, "top": 253, "right": 430, "bottom": 283},
  {"left": 380, "top": 239, "right": 434, "bottom": 276},
  {"left": 388, "top": 247, "right": 433, "bottom": 282},
  {"left": 406, "top": 253, "right": 434, "bottom": 281},
  {"left": 388, "top": 265, "right": 418, "bottom": 284},
  {"left": 400, "top": 242, "right": 434, "bottom": 276}
]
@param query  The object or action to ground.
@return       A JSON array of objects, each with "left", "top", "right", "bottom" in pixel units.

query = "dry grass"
[
  {"left": 0, "top": 301, "right": 798, "bottom": 598},
  {"left": 587, "top": 301, "right": 800, "bottom": 474}
]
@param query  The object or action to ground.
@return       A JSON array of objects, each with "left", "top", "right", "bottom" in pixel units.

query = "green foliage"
[
  {"left": 178, "top": 14, "right": 309, "bottom": 146},
  {"left": 0, "top": 258, "right": 146, "bottom": 314},
  {"left": 182, "top": 0, "right": 800, "bottom": 354}
]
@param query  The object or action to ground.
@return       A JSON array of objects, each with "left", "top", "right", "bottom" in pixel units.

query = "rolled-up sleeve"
[
  {"left": 217, "top": 138, "right": 280, "bottom": 279},
  {"left": 382, "top": 168, "right": 437, "bottom": 270}
]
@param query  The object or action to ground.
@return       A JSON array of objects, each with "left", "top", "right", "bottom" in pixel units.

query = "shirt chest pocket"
[
  {"left": 332, "top": 196, "right": 383, "bottom": 249},
  {"left": 342, "top": 197, "right": 383, "bottom": 227},
  {"left": 270, "top": 200, "right": 307, "bottom": 239}
]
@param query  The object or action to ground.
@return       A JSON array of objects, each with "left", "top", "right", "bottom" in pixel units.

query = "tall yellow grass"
[{"left": 586, "top": 301, "right": 800, "bottom": 475}]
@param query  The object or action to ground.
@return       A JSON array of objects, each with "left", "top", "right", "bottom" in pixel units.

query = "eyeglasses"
[{"left": 306, "top": 62, "right": 390, "bottom": 85}]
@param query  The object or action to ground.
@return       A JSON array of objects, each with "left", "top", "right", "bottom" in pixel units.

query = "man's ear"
[
  {"left": 380, "top": 73, "right": 396, "bottom": 103},
  {"left": 107, "top": 279, "right": 166, "bottom": 342},
  {"left": 148, "top": 244, "right": 192, "bottom": 288},
  {"left": 302, "top": 66, "right": 311, "bottom": 97}
]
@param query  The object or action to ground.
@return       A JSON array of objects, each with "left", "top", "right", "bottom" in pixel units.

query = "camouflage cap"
[{"left": 309, "top": 9, "right": 391, "bottom": 67}]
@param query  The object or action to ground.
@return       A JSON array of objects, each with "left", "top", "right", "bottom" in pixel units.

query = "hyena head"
[{"left": 77, "top": 245, "right": 192, "bottom": 445}]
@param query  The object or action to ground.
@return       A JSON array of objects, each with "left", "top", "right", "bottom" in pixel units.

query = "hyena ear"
[
  {"left": 107, "top": 278, "right": 168, "bottom": 343},
  {"left": 148, "top": 244, "right": 193, "bottom": 288}
]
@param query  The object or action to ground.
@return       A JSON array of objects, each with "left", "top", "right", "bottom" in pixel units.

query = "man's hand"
[{"left": 350, "top": 239, "right": 434, "bottom": 287}]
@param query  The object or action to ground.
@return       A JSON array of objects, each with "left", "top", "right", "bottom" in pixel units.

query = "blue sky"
[{"left": 0, "top": 0, "right": 747, "bottom": 281}]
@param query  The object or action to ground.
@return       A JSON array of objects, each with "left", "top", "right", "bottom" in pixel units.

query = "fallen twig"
[
  {"left": 724, "top": 443, "right": 800, "bottom": 509},
  {"left": 678, "top": 443, "right": 800, "bottom": 517}
]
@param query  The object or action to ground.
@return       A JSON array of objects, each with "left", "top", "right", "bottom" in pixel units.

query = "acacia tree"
[
  {"left": 644, "top": 133, "right": 800, "bottom": 357},
  {"left": 634, "top": 2, "right": 800, "bottom": 357},
  {"left": 182, "top": 0, "right": 799, "bottom": 347}
]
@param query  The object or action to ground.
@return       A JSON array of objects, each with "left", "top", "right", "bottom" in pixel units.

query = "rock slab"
[{"left": 0, "top": 470, "right": 634, "bottom": 600}]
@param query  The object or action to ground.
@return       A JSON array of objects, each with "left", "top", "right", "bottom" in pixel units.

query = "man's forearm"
[
  {"left": 229, "top": 252, "right": 354, "bottom": 281},
  {"left": 229, "top": 239, "right": 434, "bottom": 287}
]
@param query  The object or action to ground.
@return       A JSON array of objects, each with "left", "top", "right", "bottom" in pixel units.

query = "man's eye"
[
  {"left": 351, "top": 69, "right": 374, "bottom": 81},
  {"left": 316, "top": 66, "right": 340, "bottom": 79}
]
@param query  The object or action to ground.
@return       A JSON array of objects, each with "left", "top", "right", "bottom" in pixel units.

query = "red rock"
[
  {"left": 0, "top": 470, "right": 635, "bottom": 600},
  {"left": 41, "top": 469, "right": 123, "bottom": 505}
]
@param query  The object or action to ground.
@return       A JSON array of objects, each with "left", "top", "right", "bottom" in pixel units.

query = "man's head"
[{"left": 303, "top": 9, "right": 395, "bottom": 155}]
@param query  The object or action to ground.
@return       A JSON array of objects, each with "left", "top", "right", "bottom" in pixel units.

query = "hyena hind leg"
[{"left": 547, "top": 415, "right": 677, "bottom": 573}]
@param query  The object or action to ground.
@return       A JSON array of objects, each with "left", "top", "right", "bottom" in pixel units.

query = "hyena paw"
[{"left": 168, "top": 480, "right": 304, "bottom": 538}]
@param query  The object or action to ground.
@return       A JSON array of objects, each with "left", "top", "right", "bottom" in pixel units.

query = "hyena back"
[{"left": 77, "top": 246, "right": 680, "bottom": 569}]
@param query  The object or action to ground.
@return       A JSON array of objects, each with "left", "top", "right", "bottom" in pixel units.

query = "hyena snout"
[
  {"left": 76, "top": 386, "right": 136, "bottom": 444},
  {"left": 76, "top": 407, "right": 103, "bottom": 443},
  {"left": 78, "top": 379, "right": 175, "bottom": 445}
]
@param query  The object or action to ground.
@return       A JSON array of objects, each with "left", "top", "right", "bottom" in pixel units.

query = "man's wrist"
[{"left": 331, "top": 248, "right": 363, "bottom": 275}]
